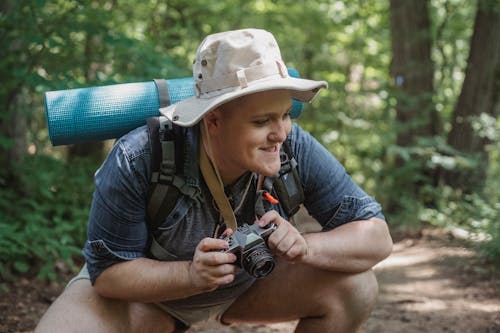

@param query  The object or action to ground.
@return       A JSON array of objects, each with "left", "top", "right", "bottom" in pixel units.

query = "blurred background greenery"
[{"left": 1, "top": 0, "right": 498, "bottom": 281}]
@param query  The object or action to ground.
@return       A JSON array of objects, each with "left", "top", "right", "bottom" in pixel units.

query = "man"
[{"left": 36, "top": 28, "right": 392, "bottom": 333}]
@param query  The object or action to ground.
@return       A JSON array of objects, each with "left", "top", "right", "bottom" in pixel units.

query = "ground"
[{"left": 1, "top": 229, "right": 499, "bottom": 333}]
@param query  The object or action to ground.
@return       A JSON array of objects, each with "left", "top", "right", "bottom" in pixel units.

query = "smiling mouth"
[{"left": 260, "top": 145, "right": 279, "bottom": 153}]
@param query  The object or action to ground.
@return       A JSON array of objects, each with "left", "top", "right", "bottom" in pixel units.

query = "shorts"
[{"left": 67, "top": 264, "right": 238, "bottom": 330}]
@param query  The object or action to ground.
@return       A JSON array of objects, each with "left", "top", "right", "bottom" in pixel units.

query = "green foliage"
[
  {"left": 431, "top": 0, "right": 476, "bottom": 120},
  {"left": 0, "top": 154, "right": 96, "bottom": 280},
  {"left": 419, "top": 186, "right": 500, "bottom": 262},
  {"left": 1, "top": 0, "right": 499, "bottom": 281},
  {"left": 479, "top": 135, "right": 500, "bottom": 261},
  {"left": 482, "top": 215, "right": 500, "bottom": 261},
  {"left": 384, "top": 123, "right": 500, "bottom": 261}
]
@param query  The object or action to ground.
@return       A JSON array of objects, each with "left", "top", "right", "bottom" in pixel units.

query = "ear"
[{"left": 203, "top": 109, "right": 222, "bottom": 135}]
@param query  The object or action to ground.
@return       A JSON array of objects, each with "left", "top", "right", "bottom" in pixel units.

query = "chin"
[{"left": 256, "top": 163, "right": 281, "bottom": 177}]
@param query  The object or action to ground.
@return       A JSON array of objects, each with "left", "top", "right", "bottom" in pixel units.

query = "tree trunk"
[
  {"left": 0, "top": 1, "right": 28, "bottom": 173},
  {"left": 388, "top": 0, "right": 438, "bottom": 208},
  {"left": 0, "top": 92, "right": 28, "bottom": 171},
  {"left": 389, "top": 0, "right": 438, "bottom": 146},
  {"left": 67, "top": 30, "right": 104, "bottom": 160},
  {"left": 441, "top": 0, "right": 500, "bottom": 193}
]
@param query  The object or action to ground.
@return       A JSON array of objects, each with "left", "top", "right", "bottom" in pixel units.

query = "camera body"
[{"left": 221, "top": 223, "right": 277, "bottom": 278}]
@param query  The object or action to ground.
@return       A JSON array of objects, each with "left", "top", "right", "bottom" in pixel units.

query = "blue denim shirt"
[{"left": 83, "top": 122, "right": 384, "bottom": 307}]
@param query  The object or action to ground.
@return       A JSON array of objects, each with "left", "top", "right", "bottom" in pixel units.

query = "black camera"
[{"left": 220, "top": 223, "right": 277, "bottom": 278}]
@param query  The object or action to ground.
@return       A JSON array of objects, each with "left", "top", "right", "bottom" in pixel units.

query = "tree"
[
  {"left": 441, "top": 0, "right": 500, "bottom": 193},
  {"left": 389, "top": 0, "right": 438, "bottom": 144},
  {"left": 388, "top": 0, "right": 439, "bottom": 213},
  {"left": 0, "top": 1, "right": 33, "bottom": 172}
]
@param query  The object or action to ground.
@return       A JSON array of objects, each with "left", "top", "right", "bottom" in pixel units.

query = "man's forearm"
[
  {"left": 302, "top": 217, "right": 392, "bottom": 273},
  {"left": 93, "top": 258, "right": 202, "bottom": 303}
]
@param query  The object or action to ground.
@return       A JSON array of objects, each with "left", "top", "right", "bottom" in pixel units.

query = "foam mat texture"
[{"left": 45, "top": 69, "right": 303, "bottom": 146}]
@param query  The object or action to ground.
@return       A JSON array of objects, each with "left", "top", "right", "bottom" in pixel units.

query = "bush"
[
  {"left": 0, "top": 154, "right": 96, "bottom": 281},
  {"left": 418, "top": 186, "right": 500, "bottom": 262}
]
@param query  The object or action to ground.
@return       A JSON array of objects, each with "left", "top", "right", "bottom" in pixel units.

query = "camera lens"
[{"left": 242, "top": 244, "right": 275, "bottom": 278}]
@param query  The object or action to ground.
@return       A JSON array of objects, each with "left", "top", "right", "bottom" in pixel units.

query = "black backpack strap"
[
  {"left": 146, "top": 116, "right": 180, "bottom": 232},
  {"left": 270, "top": 141, "right": 304, "bottom": 217},
  {"left": 146, "top": 79, "right": 183, "bottom": 233},
  {"left": 146, "top": 116, "right": 201, "bottom": 233}
]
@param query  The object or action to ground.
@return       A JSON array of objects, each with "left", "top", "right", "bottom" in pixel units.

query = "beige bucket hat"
[{"left": 160, "top": 28, "right": 328, "bottom": 127}]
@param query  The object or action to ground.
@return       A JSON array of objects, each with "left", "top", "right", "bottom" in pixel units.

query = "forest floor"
[{"left": 1, "top": 228, "right": 499, "bottom": 333}]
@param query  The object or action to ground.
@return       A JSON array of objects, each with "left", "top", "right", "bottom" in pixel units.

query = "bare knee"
[
  {"left": 318, "top": 269, "right": 378, "bottom": 330},
  {"left": 35, "top": 280, "right": 176, "bottom": 333},
  {"left": 35, "top": 280, "right": 128, "bottom": 333},
  {"left": 338, "top": 270, "right": 379, "bottom": 317}
]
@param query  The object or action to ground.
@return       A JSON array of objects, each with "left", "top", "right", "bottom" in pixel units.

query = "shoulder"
[
  {"left": 286, "top": 123, "right": 322, "bottom": 159},
  {"left": 94, "top": 125, "right": 152, "bottom": 189},
  {"left": 115, "top": 124, "right": 151, "bottom": 163},
  {"left": 287, "top": 123, "right": 318, "bottom": 146},
  {"left": 288, "top": 122, "right": 304, "bottom": 143}
]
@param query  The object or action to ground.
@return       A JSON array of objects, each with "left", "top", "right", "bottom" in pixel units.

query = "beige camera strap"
[{"left": 199, "top": 132, "right": 238, "bottom": 232}]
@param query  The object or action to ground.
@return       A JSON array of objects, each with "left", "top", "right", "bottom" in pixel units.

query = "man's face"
[{"left": 208, "top": 89, "right": 293, "bottom": 185}]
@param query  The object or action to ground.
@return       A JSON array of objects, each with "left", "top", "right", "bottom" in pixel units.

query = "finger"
[
  {"left": 213, "top": 273, "right": 235, "bottom": 286},
  {"left": 199, "top": 251, "right": 237, "bottom": 266},
  {"left": 257, "top": 210, "right": 283, "bottom": 227},
  {"left": 285, "top": 243, "right": 307, "bottom": 262},
  {"left": 211, "top": 263, "right": 238, "bottom": 277},
  {"left": 268, "top": 220, "right": 293, "bottom": 248},
  {"left": 274, "top": 233, "right": 298, "bottom": 256},
  {"left": 272, "top": 226, "right": 302, "bottom": 256},
  {"left": 194, "top": 262, "right": 237, "bottom": 280},
  {"left": 222, "top": 228, "right": 234, "bottom": 237},
  {"left": 268, "top": 225, "right": 288, "bottom": 251},
  {"left": 189, "top": 265, "right": 235, "bottom": 290},
  {"left": 197, "top": 237, "right": 229, "bottom": 252}
]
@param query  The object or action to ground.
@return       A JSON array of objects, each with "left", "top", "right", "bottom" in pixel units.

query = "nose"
[{"left": 269, "top": 118, "right": 290, "bottom": 143}]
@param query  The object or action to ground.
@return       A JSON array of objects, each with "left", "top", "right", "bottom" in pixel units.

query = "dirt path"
[
  {"left": 364, "top": 232, "right": 500, "bottom": 333},
  {"left": 1, "top": 230, "right": 499, "bottom": 333}
]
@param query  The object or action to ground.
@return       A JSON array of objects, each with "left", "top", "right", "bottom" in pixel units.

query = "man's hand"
[
  {"left": 189, "top": 231, "right": 238, "bottom": 292},
  {"left": 258, "top": 211, "right": 308, "bottom": 264}
]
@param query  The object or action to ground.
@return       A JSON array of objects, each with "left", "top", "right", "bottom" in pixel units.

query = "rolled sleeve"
[
  {"left": 322, "top": 196, "right": 384, "bottom": 231},
  {"left": 82, "top": 126, "right": 150, "bottom": 284}
]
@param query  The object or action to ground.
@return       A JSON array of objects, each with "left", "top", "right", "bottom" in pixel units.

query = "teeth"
[{"left": 261, "top": 145, "right": 278, "bottom": 152}]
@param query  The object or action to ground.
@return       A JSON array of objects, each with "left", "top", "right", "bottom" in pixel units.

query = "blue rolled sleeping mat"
[{"left": 45, "top": 68, "right": 304, "bottom": 146}]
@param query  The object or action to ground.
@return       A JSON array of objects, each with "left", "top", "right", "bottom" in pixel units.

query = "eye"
[{"left": 253, "top": 118, "right": 270, "bottom": 126}]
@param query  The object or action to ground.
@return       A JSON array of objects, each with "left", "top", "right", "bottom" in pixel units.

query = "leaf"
[{"left": 13, "top": 260, "right": 30, "bottom": 273}]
